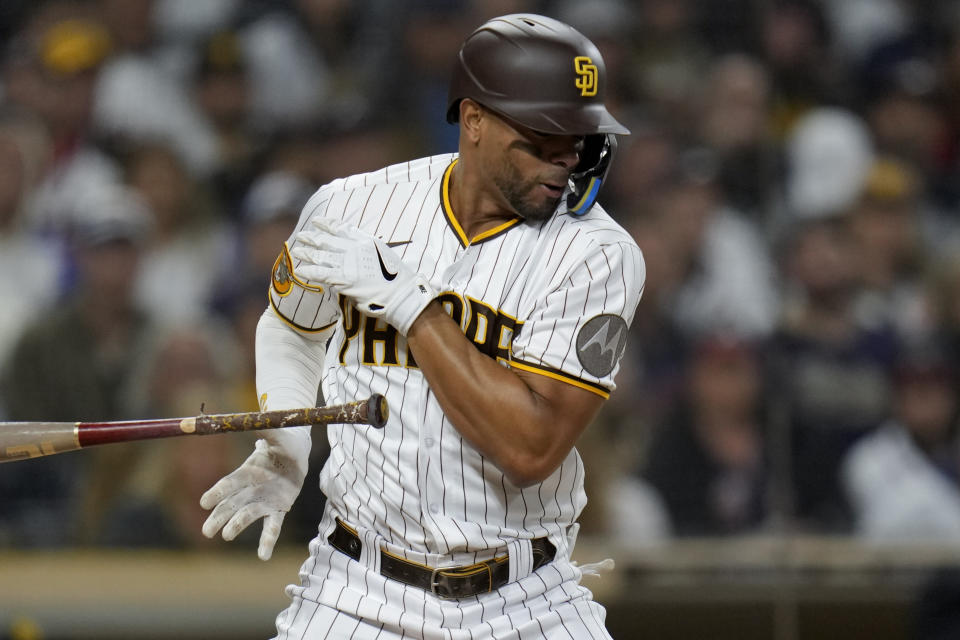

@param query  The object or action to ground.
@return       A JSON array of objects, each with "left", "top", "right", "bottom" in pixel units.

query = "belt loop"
[
  {"left": 562, "top": 522, "right": 579, "bottom": 558},
  {"left": 506, "top": 538, "right": 532, "bottom": 584},
  {"left": 360, "top": 527, "right": 382, "bottom": 574},
  {"left": 319, "top": 510, "right": 337, "bottom": 542}
]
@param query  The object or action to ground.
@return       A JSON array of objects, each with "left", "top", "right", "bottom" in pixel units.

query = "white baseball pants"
[{"left": 271, "top": 515, "right": 613, "bottom": 639}]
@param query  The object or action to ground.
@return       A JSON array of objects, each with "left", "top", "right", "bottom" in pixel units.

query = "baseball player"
[{"left": 200, "top": 14, "right": 644, "bottom": 639}]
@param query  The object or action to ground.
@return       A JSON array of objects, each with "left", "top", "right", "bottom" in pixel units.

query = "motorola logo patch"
[{"left": 575, "top": 314, "right": 627, "bottom": 377}]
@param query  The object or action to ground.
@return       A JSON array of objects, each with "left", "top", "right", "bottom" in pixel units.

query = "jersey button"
[
  {"left": 429, "top": 503, "right": 439, "bottom": 514},
  {"left": 424, "top": 437, "right": 435, "bottom": 447}
]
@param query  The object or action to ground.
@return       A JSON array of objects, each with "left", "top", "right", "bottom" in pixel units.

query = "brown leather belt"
[{"left": 328, "top": 518, "right": 556, "bottom": 599}]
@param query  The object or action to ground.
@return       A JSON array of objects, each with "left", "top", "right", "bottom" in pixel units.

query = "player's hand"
[
  {"left": 199, "top": 432, "right": 308, "bottom": 561},
  {"left": 291, "top": 220, "right": 436, "bottom": 334}
]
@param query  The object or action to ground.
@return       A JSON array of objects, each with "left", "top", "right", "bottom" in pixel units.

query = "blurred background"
[{"left": 1, "top": 0, "right": 960, "bottom": 638}]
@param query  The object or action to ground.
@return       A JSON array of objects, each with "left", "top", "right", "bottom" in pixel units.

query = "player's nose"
[{"left": 547, "top": 136, "right": 583, "bottom": 171}]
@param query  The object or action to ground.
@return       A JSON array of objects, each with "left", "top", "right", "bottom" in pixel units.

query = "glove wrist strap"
[{"left": 390, "top": 274, "right": 437, "bottom": 335}]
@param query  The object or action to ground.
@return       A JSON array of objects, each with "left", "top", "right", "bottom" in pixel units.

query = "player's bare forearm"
[{"left": 406, "top": 302, "right": 604, "bottom": 487}]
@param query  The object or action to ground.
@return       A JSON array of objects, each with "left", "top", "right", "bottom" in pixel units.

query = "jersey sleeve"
[
  {"left": 508, "top": 239, "right": 645, "bottom": 398},
  {"left": 268, "top": 186, "right": 341, "bottom": 334}
]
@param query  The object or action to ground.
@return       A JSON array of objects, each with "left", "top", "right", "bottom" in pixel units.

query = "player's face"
[{"left": 484, "top": 109, "right": 584, "bottom": 222}]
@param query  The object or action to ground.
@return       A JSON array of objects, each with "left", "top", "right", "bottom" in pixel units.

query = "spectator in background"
[
  {"left": 96, "top": 0, "right": 153, "bottom": 53},
  {"left": 605, "top": 116, "right": 679, "bottom": 213},
  {"left": 653, "top": 149, "right": 779, "bottom": 340},
  {"left": 0, "top": 109, "right": 60, "bottom": 376},
  {"left": 3, "top": 7, "right": 122, "bottom": 234},
  {"left": 782, "top": 107, "right": 874, "bottom": 225},
  {"left": 859, "top": 40, "right": 960, "bottom": 249},
  {"left": 235, "top": 0, "right": 398, "bottom": 135},
  {"left": 621, "top": 0, "right": 710, "bottom": 126},
  {"left": 149, "top": 0, "right": 240, "bottom": 48},
  {"left": 858, "top": 29, "right": 960, "bottom": 237},
  {"left": 819, "top": 0, "right": 911, "bottom": 69},
  {"left": 841, "top": 348, "right": 960, "bottom": 543},
  {"left": 848, "top": 156, "right": 929, "bottom": 340},
  {"left": 697, "top": 53, "right": 776, "bottom": 219},
  {"left": 91, "top": 0, "right": 220, "bottom": 178},
  {"left": 2, "top": 183, "right": 152, "bottom": 423},
  {"left": 760, "top": 0, "right": 840, "bottom": 135},
  {"left": 642, "top": 334, "right": 769, "bottom": 536},
  {"left": 124, "top": 142, "right": 232, "bottom": 324},
  {"left": 860, "top": 37, "right": 949, "bottom": 184},
  {"left": 0, "top": 183, "right": 153, "bottom": 546},
  {"left": 770, "top": 214, "right": 898, "bottom": 531},
  {"left": 192, "top": 29, "right": 259, "bottom": 213}
]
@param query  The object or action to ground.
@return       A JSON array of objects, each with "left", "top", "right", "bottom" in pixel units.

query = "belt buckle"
[{"left": 429, "top": 566, "right": 456, "bottom": 600}]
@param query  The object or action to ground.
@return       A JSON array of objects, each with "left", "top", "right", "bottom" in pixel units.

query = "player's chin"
[
  {"left": 516, "top": 202, "right": 557, "bottom": 222},
  {"left": 516, "top": 190, "right": 562, "bottom": 222}
]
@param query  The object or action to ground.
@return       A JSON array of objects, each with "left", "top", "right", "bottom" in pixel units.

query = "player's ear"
[{"left": 460, "top": 99, "right": 484, "bottom": 144}]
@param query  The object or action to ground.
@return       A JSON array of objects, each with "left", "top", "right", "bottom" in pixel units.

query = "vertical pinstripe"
[{"left": 268, "top": 154, "right": 643, "bottom": 637}]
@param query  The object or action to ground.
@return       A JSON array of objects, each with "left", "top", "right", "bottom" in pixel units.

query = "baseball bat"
[{"left": 0, "top": 394, "right": 388, "bottom": 464}]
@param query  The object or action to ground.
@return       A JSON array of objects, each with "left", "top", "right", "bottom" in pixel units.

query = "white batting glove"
[
  {"left": 199, "top": 433, "right": 308, "bottom": 561},
  {"left": 291, "top": 220, "right": 436, "bottom": 334}
]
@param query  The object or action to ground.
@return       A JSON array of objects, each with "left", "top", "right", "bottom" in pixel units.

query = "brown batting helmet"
[
  {"left": 446, "top": 14, "right": 628, "bottom": 136},
  {"left": 447, "top": 14, "right": 629, "bottom": 214}
]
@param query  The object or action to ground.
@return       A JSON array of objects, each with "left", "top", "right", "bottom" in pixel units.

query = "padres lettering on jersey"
[
  {"left": 271, "top": 154, "right": 645, "bottom": 557},
  {"left": 332, "top": 292, "right": 523, "bottom": 368}
]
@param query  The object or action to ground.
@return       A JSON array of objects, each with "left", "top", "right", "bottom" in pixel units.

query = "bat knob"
[{"left": 366, "top": 394, "right": 389, "bottom": 428}]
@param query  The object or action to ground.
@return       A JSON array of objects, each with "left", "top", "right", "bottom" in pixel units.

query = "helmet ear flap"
[{"left": 567, "top": 134, "right": 616, "bottom": 215}]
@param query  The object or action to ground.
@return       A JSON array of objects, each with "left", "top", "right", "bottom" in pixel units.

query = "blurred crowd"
[{"left": 0, "top": 0, "right": 959, "bottom": 555}]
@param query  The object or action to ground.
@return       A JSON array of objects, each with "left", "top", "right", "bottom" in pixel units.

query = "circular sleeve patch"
[{"left": 575, "top": 314, "right": 628, "bottom": 377}]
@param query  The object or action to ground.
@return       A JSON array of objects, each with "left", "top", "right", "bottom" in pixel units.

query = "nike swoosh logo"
[
  {"left": 386, "top": 240, "right": 412, "bottom": 248},
  {"left": 375, "top": 244, "right": 398, "bottom": 281}
]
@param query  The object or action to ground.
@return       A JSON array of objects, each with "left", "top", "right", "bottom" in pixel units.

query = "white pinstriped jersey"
[{"left": 270, "top": 153, "right": 644, "bottom": 559}]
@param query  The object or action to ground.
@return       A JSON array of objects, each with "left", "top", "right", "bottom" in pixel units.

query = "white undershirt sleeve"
[{"left": 255, "top": 307, "right": 333, "bottom": 454}]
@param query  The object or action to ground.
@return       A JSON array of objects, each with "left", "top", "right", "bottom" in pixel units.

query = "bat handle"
[{"left": 189, "top": 394, "right": 390, "bottom": 435}]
